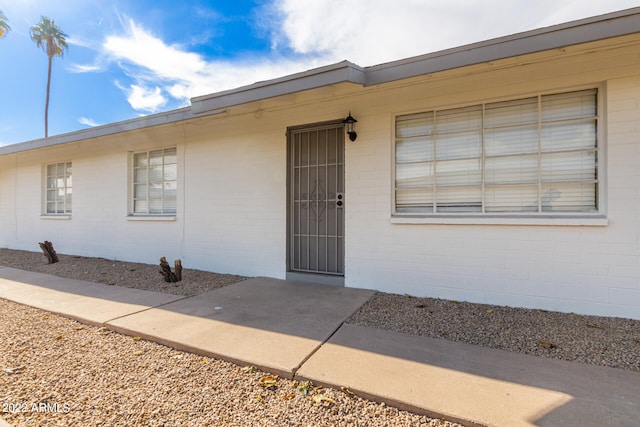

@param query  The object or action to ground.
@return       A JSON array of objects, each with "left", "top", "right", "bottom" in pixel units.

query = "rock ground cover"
[
  {"left": 1, "top": 248, "right": 637, "bottom": 372},
  {"left": 0, "top": 298, "right": 458, "bottom": 426},
  {"left": 1, "top": 248, "right": 639, "bottom": 425}
]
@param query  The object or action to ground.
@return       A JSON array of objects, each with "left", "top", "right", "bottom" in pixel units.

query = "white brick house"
[{"left": 2, "top": 9, "right": 640, "bottom": 319}]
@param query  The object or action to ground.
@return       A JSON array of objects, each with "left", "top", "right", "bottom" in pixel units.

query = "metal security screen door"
[{"left": 289, "top": 124, "right": 345, "bottom": 276}]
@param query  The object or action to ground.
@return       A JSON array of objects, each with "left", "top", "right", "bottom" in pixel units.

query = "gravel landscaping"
[
  {"left": 0, "top": 249, "right": 246, "bottom": 297},
  {"left": 1, "top": 247, "right": 639, "bottom": 425},
  {"left": 349, "top": 293, "right": 640, "bottom": 372},
  {"left": 0, "top": 249, "right": 461, "bottom": 426},
  {"left": 1, "top": 248, "right": 638, "bottom": 373},
  {"left": 0, "top": 298, "right": 457, "bottom": 427}
]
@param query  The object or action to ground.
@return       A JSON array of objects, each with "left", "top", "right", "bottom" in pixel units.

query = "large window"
[
  {"left": 395, "top": 89, "right": 599, "bottom": 215},
  {"left": 132, "top": 148, "right": 177, "bottom": 215},
  {"left": 45, "top": 162, "right": 72, "bottom": 214}
]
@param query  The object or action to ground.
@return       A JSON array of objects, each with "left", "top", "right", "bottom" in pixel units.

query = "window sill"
[
  {"left": 391, "top": 215, "right": 608, "bottom": 226},
  {"left": 40, "top": 215, "right": 71, "bottom": 220},
  {"left": 127, "top": 215, "right": 176, "bottom": 222}
]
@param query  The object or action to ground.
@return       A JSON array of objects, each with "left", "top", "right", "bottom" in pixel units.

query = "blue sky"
[{"left": 1, "top": 0, "right": 638, "bottom": 145}]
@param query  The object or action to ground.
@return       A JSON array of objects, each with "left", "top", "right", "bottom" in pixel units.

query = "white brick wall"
[
  {"left": 0, "top": 165, "right": 16, "bottom": 246},
  {"left": 343, "top": 60, "right": 640, "bottom": 319},
  {"left": 1, "top": 38, "right": 639, "bottom": 319}
]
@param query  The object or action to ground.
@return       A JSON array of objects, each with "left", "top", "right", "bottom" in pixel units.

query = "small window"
[
  {"left": 394, "top": 89, "right": 599, "bottom": 215},
  {"left": 132, "top": 148, "right": 177, "bottom": 215},
  {"left": 45, "top": 162, "right": 72, "bottom": 214}
]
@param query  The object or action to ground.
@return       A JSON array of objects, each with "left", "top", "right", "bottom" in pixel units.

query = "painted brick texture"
[
  {"left": 344, "top": 66, "right": 640, "bottom": 319},
  {"left": 1, "top": 37, "right": 639, "bottom": 319}
]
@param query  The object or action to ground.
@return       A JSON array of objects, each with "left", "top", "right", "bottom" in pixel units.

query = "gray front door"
[{"left": 288, "top": 123, "right": 345, "bottom": 276}]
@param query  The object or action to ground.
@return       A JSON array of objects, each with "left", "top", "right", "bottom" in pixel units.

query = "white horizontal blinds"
[
  {"left": 133, "top": 152, "right": 149, "bottom": 214},
  {"left": 65, "top": 163, "right": 73, "bottom": 214},
  {"left": 45, "top": 164, "right": 56, "bottom": 213},
  {"left": 395, "top": 112, "right": 435, "bottom": 212},
  {"left": 395, "top": 107, "right": 483, "bottom": 212},
  {"left": 133, "top": 148, "right": 177, "bottom": 215},
  {"left": 394, "top": 88, "right": 598, "bottom": 214},
  {"left": 540, "top": 89, "right": 597, "bottom": 212},
  {"left": 484, "top": 97, "right": 539, "bottom": 212},
  {"left": 46, "top": 162, "right": 72, "bottom": 214},
  {"left": 434, "top": 106, "right": 482, "bottom": 212},
  {"left": 161, "top": 148, "right": 178, "bottom": 214}
]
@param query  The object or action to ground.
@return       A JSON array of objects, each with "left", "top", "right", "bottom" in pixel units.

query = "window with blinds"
[
  {"left": 132, "top": 148, "right": 177, "bottom": 215},
  {"left": 46, "top": 162, "right": 72, "bottom": 214},
  {"left": 395, "top": 89, "right": 598, "bottom": 214}
]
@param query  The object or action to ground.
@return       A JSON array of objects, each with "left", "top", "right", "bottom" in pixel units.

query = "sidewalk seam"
[
  {"left": 291, "top": 321, "right": 345, "bottom": 378},
  {"left": 291, "top": 292, "right": 374, "bottom": 378},
  {"left": 101, "top": 295, "right": 193, "bottom": 325}
]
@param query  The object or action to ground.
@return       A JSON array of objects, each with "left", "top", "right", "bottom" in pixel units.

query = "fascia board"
[
  {"left": 191, "top": 61, "right": 366, "bottom": 114},
  {"left": 365, "top": 7, "right": 640, "bottom": 86},
  {"left": 0, "top": 107, "right": 193, "bottom": 156},
  {"left": 2, "top": 8, "right": 639, "bottom": 157}
]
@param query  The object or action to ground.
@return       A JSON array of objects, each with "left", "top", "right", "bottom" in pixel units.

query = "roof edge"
[
  {"left": 2, "top": 7, "right": 639, "bottom": 157},
  {"left": 0, "top": 107, "right": 193, "bottom": 156},
  {"left": 365, "top": 7, "right": 640, "bottom": 85},
  {"left": 190, "top": 60, "right": 366, "bottom": 114}
]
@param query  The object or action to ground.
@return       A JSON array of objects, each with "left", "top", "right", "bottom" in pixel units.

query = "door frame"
[{"left": 286, "top": 119, "right": 346, "bottom": 286}]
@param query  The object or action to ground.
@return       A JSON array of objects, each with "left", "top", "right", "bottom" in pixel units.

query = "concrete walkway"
[{"left": 1, "top": 266, "right": 638, "bottom": 427}]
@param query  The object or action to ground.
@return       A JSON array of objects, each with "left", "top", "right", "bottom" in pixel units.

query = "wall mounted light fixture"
[{"left": 342, "top": 112, "right": 358, "bottom": 141}]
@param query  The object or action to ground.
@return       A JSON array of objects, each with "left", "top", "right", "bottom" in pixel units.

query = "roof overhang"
[
  {"left": 191, "top": 60, "right": 366, "bottom": 114},
  {"left": 1, "top": 7, "right": 639, "bottom": 157},
  {"left": 0, "top": 108, "right": 194, "bottom": 156},
  {"left": 364, "top": 7, "right": 640, "bottom": 86}
]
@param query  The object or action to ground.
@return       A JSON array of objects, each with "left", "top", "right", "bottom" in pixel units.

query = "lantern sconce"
[{"left": 342, "top": 112, "right": 358, "bottom": 141}]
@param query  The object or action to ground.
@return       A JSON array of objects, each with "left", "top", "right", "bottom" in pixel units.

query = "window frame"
[
  {"left": 391, "top": 85, "right": 607, "bottom": 225},
  {"left": 42, "top": 161, "right": 72, "bottom": 217},
  {"left": 128, "top": 147, "right": 178, "bottom": 217}
]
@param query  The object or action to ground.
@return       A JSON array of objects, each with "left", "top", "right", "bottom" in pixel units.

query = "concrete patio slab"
[
  {"left": 105, "top": 277, "right": 375, "bottom": 378},
  {"left": 0, "top": 266, "right": 183, "bottom": 325},
  {"left": 296, "top": 324, "right": 640, "bottom": 427}
]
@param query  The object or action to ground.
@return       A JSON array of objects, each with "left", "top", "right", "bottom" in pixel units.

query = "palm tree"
[
  {"left": 0, "top": 10, "right": 10, "bottom": 38},
  {"left": 30, "top": 17, "right": 68, "bottom": 138}
]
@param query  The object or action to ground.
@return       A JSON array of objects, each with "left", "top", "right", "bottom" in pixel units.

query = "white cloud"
[
  {"left": 101, "top": 17, "right": 323, "bottom": 111},
  {"left": 272, "top": 0, "right": 521, "bottom": 65},
  {"left": 104, "top": 19, "right": 209, "bottom": 83},
  {"left": 69, "top": 64, "right": 103, "bottom": 73},
  {"left": 533, "top": 0, "right": 640, "bottom": 27},
  {"left": 124, "top": 84, "right": 167, "bottom": 112},
  {"left": 67, "top": 36, "right": 95, "bottom": 50},
  {"left": 271, "top": 0, "right": 640, "bottom": 66},
  {"left": 98, "top": 2, "right": 640, "bottom": 113},
  {"left": 78, "top": 117, "right": 101, "bottom": 127}
]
